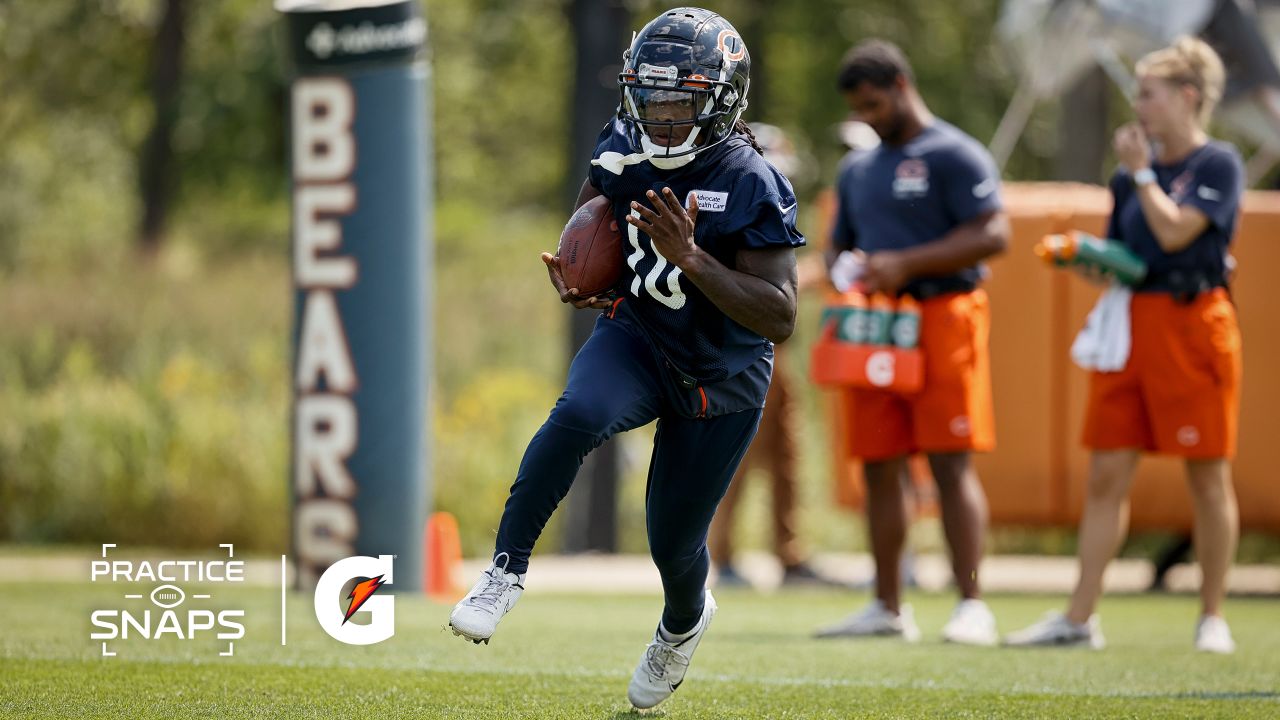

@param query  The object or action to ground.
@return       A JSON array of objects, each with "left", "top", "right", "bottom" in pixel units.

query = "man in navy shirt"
[
  {"left": 816, "top": 39, "right": 1009, "bottom": 646},
  {"left": 449, "top": 7, "right": 803, "bottom": 710}
]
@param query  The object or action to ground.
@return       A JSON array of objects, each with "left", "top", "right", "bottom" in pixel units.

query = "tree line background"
[{"left": 3, "top": 0, "right": 1272, "bottom": 561}]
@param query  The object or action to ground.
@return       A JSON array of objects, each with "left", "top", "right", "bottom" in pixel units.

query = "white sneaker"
[
  {"left": 1003, "top": 611, "right": 1105, "bottom": 649},
  {"left": 1195, "top": 615, "right": 1236, "bottom": 654},
  {"left": 814, "top": 600, "right": 921, "bottom": 642},
  {"left": 448, "top": 553, "right": 524, "bottom": 644},
  {"left": 942, "top": 599, "right": 998, "bottom": 646},
  {"left": 627, "top": 590, "right": 717, "bottom": 710}
]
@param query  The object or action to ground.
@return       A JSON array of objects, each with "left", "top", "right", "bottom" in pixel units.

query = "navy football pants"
[{"left": 494, "top": 314, "right": 762, "bottom": 634}]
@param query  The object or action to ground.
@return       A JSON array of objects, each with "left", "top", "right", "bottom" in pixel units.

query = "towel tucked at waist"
[{"left": 1071, "top": 285, "right": 1132, "bottom": 373}]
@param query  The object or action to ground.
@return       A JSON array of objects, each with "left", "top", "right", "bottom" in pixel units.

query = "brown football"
[{"left": 557, "top": 195, "right": 623, "bottom": 298}]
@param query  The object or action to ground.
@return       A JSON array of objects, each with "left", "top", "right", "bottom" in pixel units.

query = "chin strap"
[
  {"left": 590, "top": 150, "right": 654, "bottom": 176},
  {"left": 590, "top": 148, "right": 699, "bottom": 175},
  {"left": 647, "top": 153, "right": 696, "bottom": 170}
]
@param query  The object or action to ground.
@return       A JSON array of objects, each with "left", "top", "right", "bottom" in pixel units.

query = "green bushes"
[
  {"left": 0, "top": 259, "right": 290, "bottom": 550},
  {"left": 433, "top": 369, "right": 560, "bottom": 555},
  {"left": 0, "top": 198, "right": 572, "bottom": 556}
]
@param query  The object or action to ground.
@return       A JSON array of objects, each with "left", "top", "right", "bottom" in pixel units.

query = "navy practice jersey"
[
  {"left": 587, "top": 117, "right": 805, "bottom": 384},
  {"left": 832, "top": 120, "right": 1001, "bottom": 295},
  {"left": 1106, "top": 140, "right": 1243, "bottom": 291}
]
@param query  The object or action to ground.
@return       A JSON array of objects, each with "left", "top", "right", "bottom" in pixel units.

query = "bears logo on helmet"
[{"left": 617, "top": 7, "right": 751, "bottom": 169}]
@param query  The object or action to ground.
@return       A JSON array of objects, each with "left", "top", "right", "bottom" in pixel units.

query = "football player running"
[{"left": 449, "top": 6, "right": 803, "bottom": 710}]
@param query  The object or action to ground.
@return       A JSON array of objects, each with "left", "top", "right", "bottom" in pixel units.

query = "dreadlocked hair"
[{"left": 734, "top": 119, "right": 765, "bottom": 155}]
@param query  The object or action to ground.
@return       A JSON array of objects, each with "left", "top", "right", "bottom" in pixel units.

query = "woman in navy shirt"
[{"left": 1007, "top": 37, "right": 1244, "bottom": 654}]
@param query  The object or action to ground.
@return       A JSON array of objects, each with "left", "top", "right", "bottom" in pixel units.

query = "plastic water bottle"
[
  {"left": 890, "top": 296, "right": 921, "bottom": 349},
  {"left": 865, "top": 293, "right": 894, "bottom": 345},
  {"left": 1035, "top": 231, "right": 1148, "bottom": 285},
  {"left": 836, "top": 293, "right": 869, "bottom": 343}
]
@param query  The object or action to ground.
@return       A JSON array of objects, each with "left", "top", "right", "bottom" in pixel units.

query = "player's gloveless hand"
[
  {"left": 541, "top": 252, "right": 613, "bottom": 309},
  {"left": 627, "top": 188, "right": 700, "bottom": 269}
]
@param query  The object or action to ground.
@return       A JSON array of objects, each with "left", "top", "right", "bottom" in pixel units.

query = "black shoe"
[
  {"left": 780, "top": 562, "right": 852, "bottom": 588},
  {"left": 716, "top": 565, "right": 752, "bottom": 588}
]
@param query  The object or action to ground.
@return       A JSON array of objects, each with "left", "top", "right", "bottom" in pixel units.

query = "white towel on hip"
[{"left": 1070, "top": 285, "right": 1133, "bottom": 373}]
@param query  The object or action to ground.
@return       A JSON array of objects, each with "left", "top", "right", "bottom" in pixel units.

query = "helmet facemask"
[
  {"left": 625, "top": 83, "right": 707, "bottom": 165},
  {"left": 618, "top": 40, "right": 748, "bottom": 169}
]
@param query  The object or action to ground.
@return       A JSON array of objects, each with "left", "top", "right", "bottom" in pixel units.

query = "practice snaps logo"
[
  {"left": 313, "top": 555, "right": 395, "bottom": 645},
  {"left": 90, "top": 544, "right": 246, "bottom": 658}
]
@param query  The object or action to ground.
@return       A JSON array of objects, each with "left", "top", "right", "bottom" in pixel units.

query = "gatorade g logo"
[
  {"left": 314, "top": 555, "right": 395, "bottom": 645},
  {"left": 865, "top": 350, "right": 896, "bottom": 387}
]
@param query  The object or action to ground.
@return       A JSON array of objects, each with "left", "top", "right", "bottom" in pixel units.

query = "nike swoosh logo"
[
  {"left": 972, "top": 178, "right": 996, "bottom": 199},
  {"left": 778, "top": 202, "right": 797, "bottom": 215}
]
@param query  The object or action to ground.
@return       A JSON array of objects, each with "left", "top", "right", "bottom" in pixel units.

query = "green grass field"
[{"left": 2, "top": 580, "right": 1277, "bottom": 718}]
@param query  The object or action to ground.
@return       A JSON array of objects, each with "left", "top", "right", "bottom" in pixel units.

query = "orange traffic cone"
[{"left": 424, "top": 511, "right": 463, "bottom": 600}]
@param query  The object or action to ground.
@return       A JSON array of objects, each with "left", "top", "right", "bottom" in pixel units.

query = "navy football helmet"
[{"left": 617, "top": 7, "right": 750, "bottom": 169}]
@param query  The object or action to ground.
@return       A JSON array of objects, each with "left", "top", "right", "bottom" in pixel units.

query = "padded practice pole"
[{"left": 280, "top": 0, "right": 432, "bottom": 591}]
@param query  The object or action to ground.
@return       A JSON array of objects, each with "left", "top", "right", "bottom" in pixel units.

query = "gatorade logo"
[
  {"left": 865, "top": 351, "right": 896, "bottom": 387},
  {"left": 313, "top": 555, "right": 395, "bottom": 646},
  {"left": 841, "top": 311, "right": 869, "bottom": 343},
  {"left": 891, "top": 315, "right": 919, "bottom": 348}
]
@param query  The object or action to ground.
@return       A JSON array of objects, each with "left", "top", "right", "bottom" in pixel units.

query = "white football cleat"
[
  {"left": 627, "top": 590, "right": 717, "bottom": 710},
  {"left": 1003, "top": 611, "right": 1105, "bottom": 649},
  {"left": 942, "top": 598, "right": 998, "bottom": 646},
  {"left": 814, "top": 600, "right": 921, "bottom": 642},
  {"left": 448, "top": 553, "right": 524, "bottom": 644},
  {"left": 1194, "top": 615, "right": 1236, "bottom": 654}
]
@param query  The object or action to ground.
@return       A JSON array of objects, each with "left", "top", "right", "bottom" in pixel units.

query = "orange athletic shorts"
[
  {"left": 845, "top": 289, "right": 995, "bottom": 461},
  {"left": 1083, "top": 288, "right": 1242, "bottom": 459}
]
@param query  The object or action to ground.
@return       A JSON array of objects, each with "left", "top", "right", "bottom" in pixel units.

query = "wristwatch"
[{"left": 1132, "top": 168, "right": 1157, "bottom": 187}]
